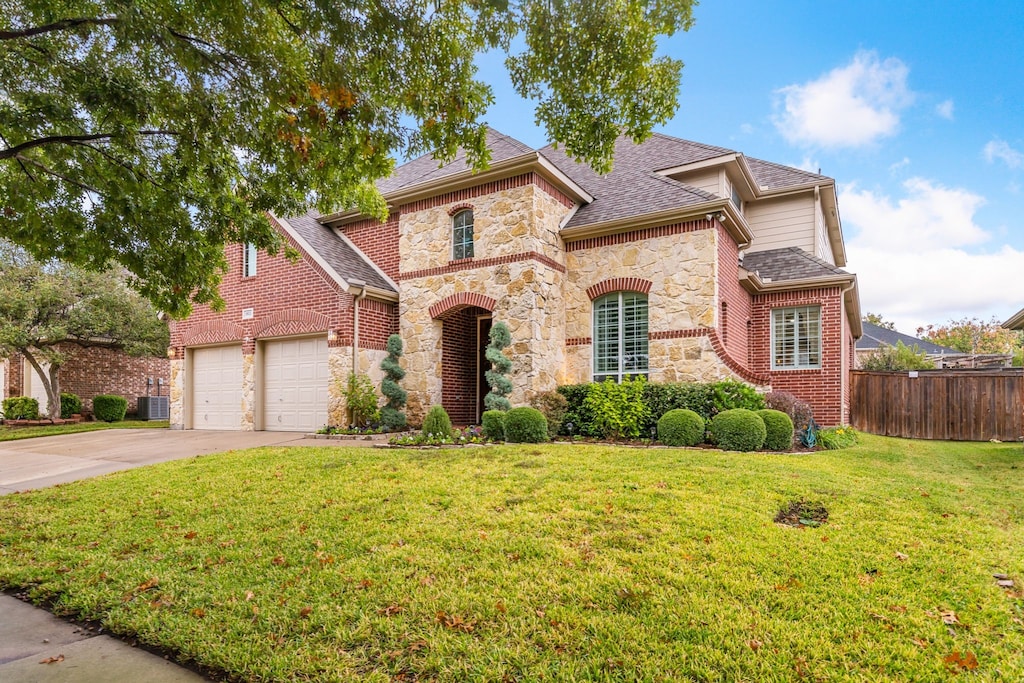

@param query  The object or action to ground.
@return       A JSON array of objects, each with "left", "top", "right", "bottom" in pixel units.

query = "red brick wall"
[
  {"left": 441, "top": 307, "right": 480, "bottom": 426},
  {"left": 750, "top": 287, "right": 847, "bottom": 426},
  {"left": 342, "top": 216, "right": 400, "bottom": 280},
  {"left": 357, "top": 297, "right": 399, "bottom": 351},
  {"left": 716, "top": 224, "right": 753, "bottom": 366},
  {"left": 169, "top": 223, "right": 357, "bottom": 352}
]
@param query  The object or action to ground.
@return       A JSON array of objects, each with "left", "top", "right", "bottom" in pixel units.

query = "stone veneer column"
[
  {"left": 240, "top": 353, "right": 255, "bottom": 431},
  {"left": 327, "top": 346, "right": 352, "bottom": 427},
  {"left": 169, "top": 358, "right": 185, "bottom": 429}
]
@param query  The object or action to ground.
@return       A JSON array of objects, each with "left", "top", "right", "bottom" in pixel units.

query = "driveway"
[{"left": 0, "top": 429, "right": 320, "bottom": 495}]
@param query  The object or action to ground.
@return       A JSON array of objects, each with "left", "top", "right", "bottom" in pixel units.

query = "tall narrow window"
[
  {"left": 593, "top": 292, "right": 648, "bottom": 382},
  {"left": 243, "top": 242, "right": 257, "bottom": 277},
  {"left": 452, "top": 209, "right": 474, "bottom": 260},
  {"left": 771, "top": 306, "right": 821, "bottom": 369}
]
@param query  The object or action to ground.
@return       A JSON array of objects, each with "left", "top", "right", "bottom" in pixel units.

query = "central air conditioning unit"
[{"left": 137, "top": 396, "right": 170, "bottom": 421}]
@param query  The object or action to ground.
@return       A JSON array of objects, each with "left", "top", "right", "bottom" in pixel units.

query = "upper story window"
[
  {"left": 731, "top": 185, "right": 743, "bottom": 212},
  {"left": 452, "top": 209, "right": 474, "bottom": 260},
  {"left": 594, "top": 292, "right": 648, "bottom": 382},
  {"left": 242, "top": 243, "right": 257, "bottom": 277},
  {"left": 772, "top": 305, "right": 821, "bottom": 370}
]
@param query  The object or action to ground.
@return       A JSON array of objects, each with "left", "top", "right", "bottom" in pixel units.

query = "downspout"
[{"left": 348, "top": 279, "right": 367, "bottom": 377}]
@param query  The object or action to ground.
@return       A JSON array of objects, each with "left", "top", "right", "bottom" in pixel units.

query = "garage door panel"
[
  {"left": 191, "top": 346, "right": 243, "bottom": 430},
  {"left": 263, "top": 337, "right": 328, "bottom": 432}
]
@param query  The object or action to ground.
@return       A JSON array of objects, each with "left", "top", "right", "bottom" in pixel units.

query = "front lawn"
[
  {"left": 1, "top": 436, "right": 1022, "bottom": 681},
  {"left": 0, "top": 419, "right": 169, "bottom": 442}
]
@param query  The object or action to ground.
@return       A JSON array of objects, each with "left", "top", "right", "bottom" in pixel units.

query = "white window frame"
[
  {"left": 771, "top": 305, "right": 822, "bottom": 370},
  {"left": 243, "top": 242, "right": 258, "bottom": 277},
  {"left": 452, "top": 209, "right": 474, "bottom": 261},
  {"left": 593, "top": 292, "right": 649, "bottom": 382}
]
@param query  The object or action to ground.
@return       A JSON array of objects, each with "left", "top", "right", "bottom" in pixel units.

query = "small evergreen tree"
[
  {"left": 484, "top": 321, "right": 513, "bottom": 412},
  {"left": 380, "top": 335, "right": 408, "bottom": 431}
]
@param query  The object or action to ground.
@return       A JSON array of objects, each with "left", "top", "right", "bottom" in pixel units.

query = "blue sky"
[{"left": 474, "top": 1, "right": 1024, "bottom": 335}]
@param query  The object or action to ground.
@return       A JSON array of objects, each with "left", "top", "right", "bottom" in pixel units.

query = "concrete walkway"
[{"left": 0, "top": 428, "right": 346, "bottom": 682}]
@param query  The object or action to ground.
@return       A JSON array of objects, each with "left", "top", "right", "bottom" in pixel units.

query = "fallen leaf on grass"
[
  {"left": 944, "top": 651, "right": 979, "bottom": 671},
  {"left": 912, "top": 638, "right": 929, "bottom": 649},
  {"left": 271, "top": 556, "right": 286, "bottom": 566},
  {"left": 940, "top": 610, "right": 959, "bottom": 625},
  {"left": 888, "top": 605, "right": 908, "bottom": 613},
  {"left": 191, "top": 608, "right": 206, "bottom": 618},
  {"left": 184, "top": 530, "right": 197, "bottom": 539},
  {"left": 895, "top": 552, "right": 909, "bottom": 561},
  {"left": 245, "top": 591, "right": 255, "bottom": 601},
  {"left": 39, "top": 655, "right": 64, "bottom": 664},
  {"left": 747, "top": 639, "right": 762, "bottom": 652},
  {"left": 299, "top": 606, "right": 313, "bottom": 618},
  {"left": 378, "top": 604, "right": 404, "bottom": 617},
  {"left": 436, "top": 611, "right": 476, "bottom": 632},
  {"left": 495, "top": 600, "right": 507, "bottom": 614},
  {"left": 137, "top": 578, "right": 159, "bottom": 592}
]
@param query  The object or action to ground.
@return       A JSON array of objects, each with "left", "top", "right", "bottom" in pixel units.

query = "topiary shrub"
[
  {"left": 93, "top": 394, "right": 128, "bottom": 423},
  {"left": 530, "top": 390, "right": 567, "bottom": 439},
  {"left": 484, "top": 321, "right": 513, "bottom": 412},
  {"left": 421, "top": 405, "right": 453, "bottom": 440},
  {"left": 60, "top": 392, "right": 82, "bottom": 419},
  {"left": 2, "top": 396, "right": 40, "bottom": 420},
  {"left": 709, "top": 408, "right": 766, "bottom": 452},
  {"left": 757, "top": 409, "right": 794, "bottom": 451},
  {"left": 503, "top": 407, "right": 549, "bottom": 443},
  {"left": 481, "top": 410, "right": 506, "bottom": 442},
  {"left": 656, "top": 409, "right": 705, "bottom": 446},
  {"left": 379, "top": 334, "right": 408, "bottom": 431}
]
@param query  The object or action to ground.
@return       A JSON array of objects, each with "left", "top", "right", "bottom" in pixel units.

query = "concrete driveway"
[{"left": 0, "top": 429, "right": 319, "bottom": 494}]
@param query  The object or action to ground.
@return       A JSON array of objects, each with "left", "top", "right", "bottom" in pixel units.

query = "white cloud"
[
  {"left": 888, "top": 157, "right": 910, "bottom": 173},
  {"left": 739, "top": 123, "right": 754, "bottom": 135},
  {"left": 935, "top": 99, "right": 954, "bottom": 120},
  {"left": 794, "top": 156, "right": 819, "bottom": 173},
  {"left": 774, "top": 51, "right": 913, "bottom": 148},
  {"left": 841, "top": 179, "right": 1024, "bottom": 332},
  {"left": 983, "top": 139, "right": 1024, "bottom": 169}
]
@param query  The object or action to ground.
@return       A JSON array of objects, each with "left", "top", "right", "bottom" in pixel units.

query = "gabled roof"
[
  {"left": 376, "top": 128, "right": 534, "bottom": 195},
  {"left": 1002, "top": 307, "right": 1024, "bottom": 330},
  {"left": 856, "top": 321, "right": 963, "bottom": 355},
  {"left": 741, "top": 247, "right": 848, "bottom": 282},
  {"left": 744, "top": 156, "right": 829, "bottom": 190},
  {"left": 280, "top": 212, "right": 396, "bottom": 294}
]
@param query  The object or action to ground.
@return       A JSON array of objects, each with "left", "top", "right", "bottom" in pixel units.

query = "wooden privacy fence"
[{"left": 850, "top": 369, "right": 1024, "bottom": 441}]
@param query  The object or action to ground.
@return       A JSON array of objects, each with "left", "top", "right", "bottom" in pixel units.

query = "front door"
[{"left": 477, "top": 316, "right": 493, "bottom": 423}]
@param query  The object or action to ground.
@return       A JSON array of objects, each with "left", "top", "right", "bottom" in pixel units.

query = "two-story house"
[{"left": 168, "top": 128, "right": 861, "bottom": 432}]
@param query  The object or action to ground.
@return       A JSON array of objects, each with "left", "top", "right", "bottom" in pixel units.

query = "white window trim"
[
  {"left": 771, "top": 305, "right": 822, "bottom": 370},
  {"left": 243, "top": 242, "right": 258, "bottom": 277},
  {"left": 452, "top": 210, "right": 474, "bottom": 261},
  {"left": 593, "top": 292, "right": 649, "bottom": 382}
]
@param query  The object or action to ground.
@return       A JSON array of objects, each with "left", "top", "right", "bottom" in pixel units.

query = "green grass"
[
  {"left": 1, "top": 435, "right": 1022, "bottom": 681},
  {"left": 0, "top": 420, "right": 168, "bottom": 442}
]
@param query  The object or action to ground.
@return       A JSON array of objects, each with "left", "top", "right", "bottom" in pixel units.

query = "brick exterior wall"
[
  {"left": 357, "top": 297, "right": 399, "bottom": 351},
  {"left": 440, "top": 307, "right": 482, "bottom": 426},
  {"left": 7, "top": 347, "right": 168, "bottom": 415},
  {"left": 341, "top": 216, "right": 400, "bottom": 280},
  {"left": 750, "top": 287, "right": 848, "bottom": 426},
  {"left": 716, "top": 224, "right": 753, "bottom": 365}
]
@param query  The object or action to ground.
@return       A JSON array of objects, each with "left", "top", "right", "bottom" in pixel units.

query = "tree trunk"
[{"left": 21, "top": 349, "right": 62, "bottom": 420}]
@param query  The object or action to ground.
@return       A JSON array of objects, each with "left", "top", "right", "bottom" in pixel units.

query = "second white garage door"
[
  {"left": 263, "top": 336, "right": 329, "bottom": 432},
  {"left": 192, "top": 345, "right": 243, "bottom": 430}
]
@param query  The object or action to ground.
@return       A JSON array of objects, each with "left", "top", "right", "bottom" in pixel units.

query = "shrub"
[
  {"left": 656, "top": 409, "right": 705, "bottom": 446},
  {"left": 709, "top": 408, "right": 766, "bottom": 452},
  {"left": 765, "top": 391, "right": 813, "bottom": 438},
  {"left": 379, "top": 335, "right": 408, "bottom": 431},
  {"left": 2, "top": 396, "right": 40, "bottom": 420},
  {"left": 93, "top": 394, "right": 128, "bottom": 422},
  {"left": 817, "top": 426, "right": 859, "bottom": 450},
  {"left": 643, "top": 382, "right": 716, "bottom": 428},
  {"left": 342, "top": 373, "right": 379, "bottom": 428},
  {"left": 557, "top": 384, "right": 599, "bottom": 437},
  {"left": 710, "top": 379, "right": 765, "bottom": 414},
  {"left": 530, "top": 390, "right": 567, "bottom": 439},
  {"left": 757, "top": 409, "right": 794, "bottom": 451},
  {"left": 481, "top": 410, "right": 506, "bottom": 441},
  {"left": 504, "top": 407, "right": 549, "bottom": 443},
  {"left": 859, "top": 341, "right": 935, "bottom": 371},
  {"left": 421, "top": 405, "right": 453, "bottom": 440},
  {"left": 484, "top": 321, "right": 513, "bottom": 412},
  {"left": 60, "top": 392, "right": 82, "bottom": 419},
  {"left": 583, "top": 376, "right": 649, "bottom": 439}
]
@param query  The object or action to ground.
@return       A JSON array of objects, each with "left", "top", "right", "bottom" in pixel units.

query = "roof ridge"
[
  {"left": 648, "top": 131, "right": 736, "bottom": 156},
  {"left": 746, "top": 155, "right": 831, "bottom": 182}
]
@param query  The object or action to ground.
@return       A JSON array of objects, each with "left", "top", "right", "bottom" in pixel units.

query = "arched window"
[
  {"left": 452, "top": 209, "right": 474, "bottom": 260},
  {"left": 593, "top": 292, "right": 648, "bottom": 382}
]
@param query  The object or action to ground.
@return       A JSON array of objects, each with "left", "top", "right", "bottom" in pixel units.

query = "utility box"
[{"left": 137, "top": 396, "right": 170, "bottom": 421}]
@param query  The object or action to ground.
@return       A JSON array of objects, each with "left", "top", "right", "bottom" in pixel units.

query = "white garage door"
[
  {"left": 263, "top": 336, "right": 329, "bottom": 432},
  {"left": 24, "top": 358, "right": 51, "bottom": 414},
  {"left": 191, "top": 346, "right": 243, "bottom": 430}
]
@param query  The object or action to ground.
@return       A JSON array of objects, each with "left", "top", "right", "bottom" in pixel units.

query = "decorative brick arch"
[
  {"left": 254, "top": 308, "right": 331, "bottom": 338},
  {"left": 447, "top": 202, "right": 475, "bottom": 216},
  {"left": 429, "top": 292, "right": 497, "bottom": 320},
  {"left": 181, "top": 320, "right": 245, "bottom": 346},
  {"left": 586, "top": 277, "right": 653, "bottom": 300}
]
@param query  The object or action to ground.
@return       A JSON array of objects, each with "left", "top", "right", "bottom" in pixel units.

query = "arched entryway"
[{"left": 430, "top": 293, "right": 497, "bottom": 426}]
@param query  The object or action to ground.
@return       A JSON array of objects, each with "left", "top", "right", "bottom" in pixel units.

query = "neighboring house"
[
  {"left": 1003, "top": 308, "right": 1024, "bottom": 331},
  {"left": 855, "top": 321, "right": 968, "bottom": 368},
  {"left": 168, "top": 129, "right": 862, "bottom": 431},
  {"left": 3, "top": 345, "right": 169, "bottom": 417}
]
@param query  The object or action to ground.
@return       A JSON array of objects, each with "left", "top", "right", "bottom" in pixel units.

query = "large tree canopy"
[
  {"left": 0, "top": 243, "right": 170, "bottom": 419},
  {"left": 0, "top": 0, "right": 695, "bottom": 317}
]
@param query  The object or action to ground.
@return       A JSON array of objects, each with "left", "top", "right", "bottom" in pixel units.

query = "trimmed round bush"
[
  {"left": 421, "top": 405, "right": 453, "bottom": 440},
  {"left": 657, "top": 408, "right": 705, "bottom": 446},
  {"left": 60, "top": 392, "right": 82, "bottom": 419},
  {"left": 757, "top": 409, "right": 794, "bottom": 451},
  {"left": 93, "top": 394, "right": 128, "bottom": 423},
  {"left": 709, "top": 408, "right": 766, "bottom": 452},
  {"left": 481, "top": 410, "right": 506, "bottom": 442},
  {"left": 2, "top": 396, "right": 40, "bottom": 420},
  {"left": 503, "top": 407, "right": 548, "bottom": 443}
]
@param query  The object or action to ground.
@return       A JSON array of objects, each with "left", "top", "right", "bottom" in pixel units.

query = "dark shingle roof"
[
  {"left": 742, "top": 247, "right": 848, "bottom": 282},
  {"left": 744, "top": 157, "right": 829, "bottom": 189},
  {"left": 376, "top": 128, "right": 534, "bottom": 195},
  {"left": 283, "top": 212, "right": 395, "bottom": 293},
  {"left": 856, "top": 322, "right": 962, "bottom": 354}
]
